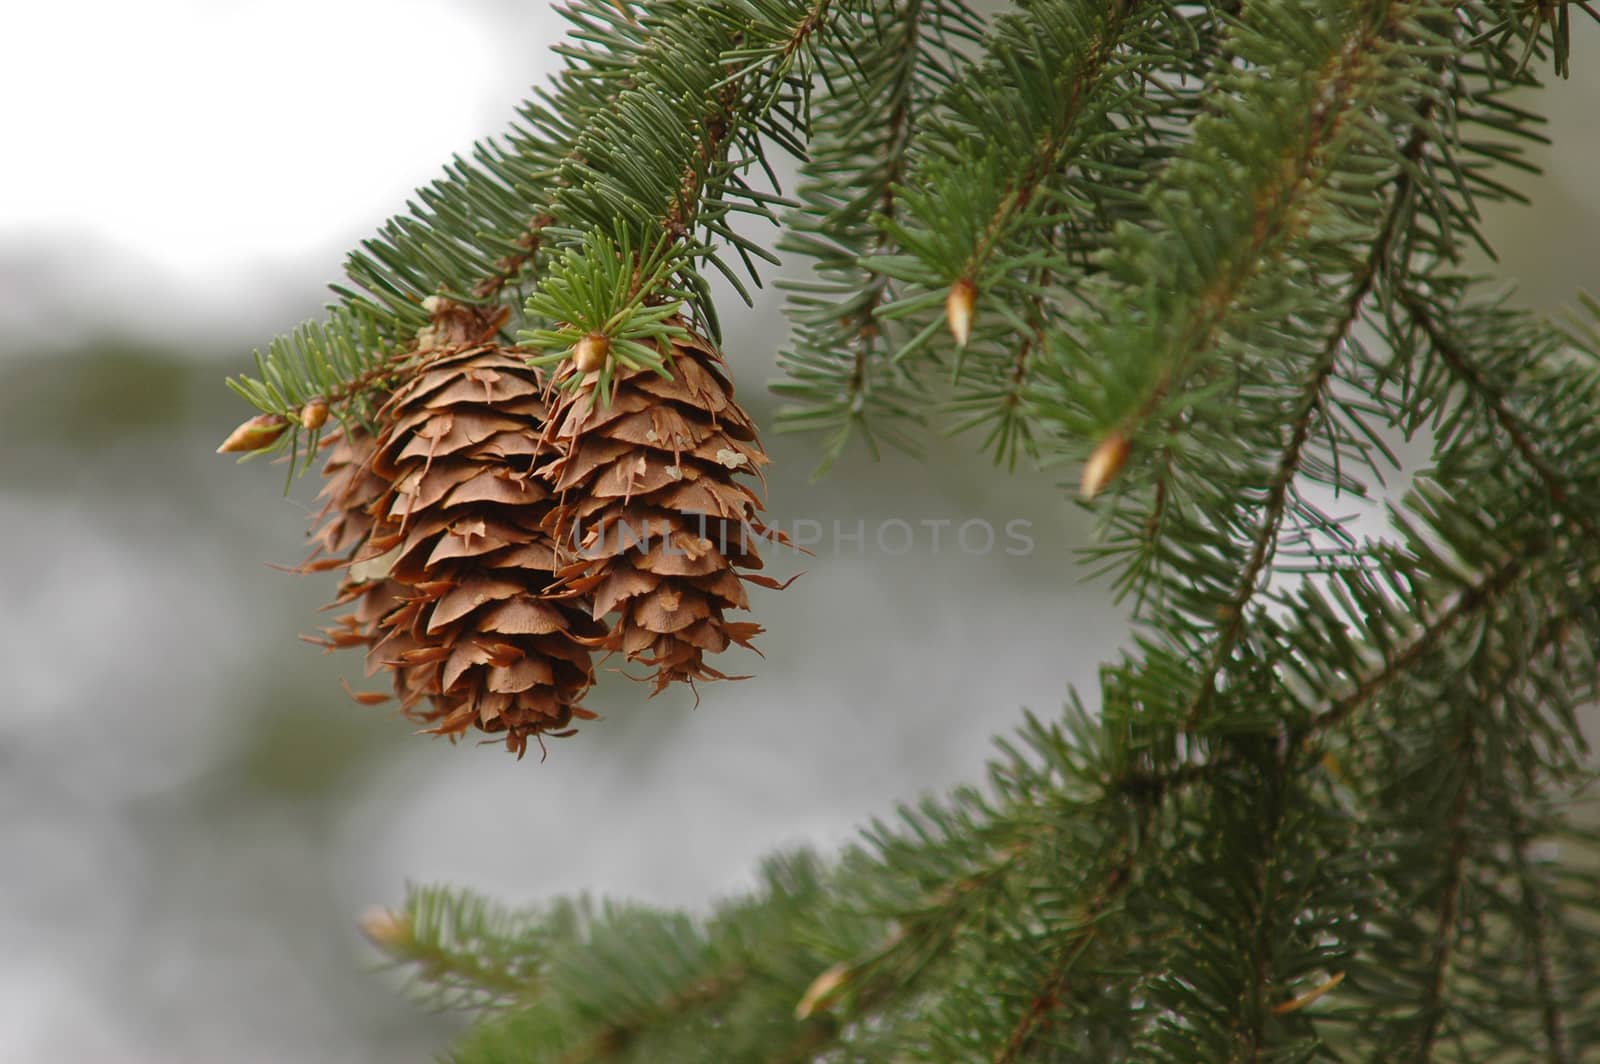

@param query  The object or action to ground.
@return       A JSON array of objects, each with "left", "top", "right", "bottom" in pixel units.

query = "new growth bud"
[
  {"left": 359, "top": 905, "right": 412, "bottom": 949},
  {"left": 300, "top": 397, "right": 330, "bottom": 430},
  {"left": 1080, "top": 431, "right": 1131, "bottom": 500},
  {"left": 945, "top": 278, "right": 976, "bottom": 346},
  {"left": 216, "top": 413, "right": 289, "bottom": 454},
  {"left": 573, "top": 332, "right": 610, "bottom": 373},
  {"left": 795, "top": 961, "right": 851, "bottom": 1019}
]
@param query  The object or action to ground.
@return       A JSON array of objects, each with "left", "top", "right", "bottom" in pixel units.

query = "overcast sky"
[{"left": 0, "top": 0, "right": 567, "bottom": 346}]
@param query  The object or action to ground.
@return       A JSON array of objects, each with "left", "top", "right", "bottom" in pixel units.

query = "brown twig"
[
  {"left": 1312, "top": 554, "right": 1525, "bottom": 734},
  {"left": 963, "top": 1, "right": 1133, "bottom": 282},
  {"left": 1512, "top": 821, "right": 1573, "bottom": 1064},
  {"left": 1411, "top": 718, "right": 1477, "bottom": 1061},
  {"left": 557, "top": 967, "right": 748, "bottom": 1064},
  {"left": 993, "top": 850, "right": 1138, "bottom": 1063}
]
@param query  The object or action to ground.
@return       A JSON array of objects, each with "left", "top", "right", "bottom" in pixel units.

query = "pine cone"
[
  {"left": 543, "top": 321, "right": 788, "bottom": 693},
  {"left": 306, "top": 301, "right": 604, "bottom": 758}
]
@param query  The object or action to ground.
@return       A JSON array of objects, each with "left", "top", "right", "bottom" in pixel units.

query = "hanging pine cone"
[
  {"left": 542, "top": 319, "right": 788, "bottom": 694},
  {"left": 306, "top": 300, "right": 605, "bottom": 758}
]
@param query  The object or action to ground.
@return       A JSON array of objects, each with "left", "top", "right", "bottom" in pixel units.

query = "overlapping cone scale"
[
  {"left": 544, "top": 321, "right": 787, "bottom": 693},
  {"left": 306, "top": 304, "right": 602, "bottom": 758},
  {"left": 299, "top": 426, "right": 407, "bottom": 663}
]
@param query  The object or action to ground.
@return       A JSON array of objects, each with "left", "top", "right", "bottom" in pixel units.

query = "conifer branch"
[
  {"left": 1184, "top": 114, "right": 1427, "bottom": 726},
  {"left": 1399, "top": 285, "right": 1600, "bottom": 539},
  {"left": 992, "top": 318, "right": 1043, "bottom": 468},
  {"left": 471, "top": 211, "right": 558, "bottom": 301},
  {"left": 1312, "top": 552, "right": 1526, "bottom": 734},
  {"left": 993, "top": 830, "right": 1142, "bottom": 1063},
  {"left": 1233, "top": 767, "right": 1289, "bottom": 1064},
  {"left": 959, "top": 0, "right": 1133, "bottom": 289},
  {"left": 1511, "top": 817, "right": 1572, "bottom": 1064},
  {"left": 555, "top": 965, "right": 748, "bottom": 1063},
  {"left": 1086, "top": 2, "right": 1412, "bottom": 443},
  {"left": 1181, "top": 310, "right": 1343, "bottom": 727},
  {"left": 221, "top": 0, "right": 653, "bottom": 461},
  {"left": 367, "top": 885, "right": 554, "bottom": 1011},
  {"left": 1035, "top": 1, "right": 1448, "bottom": 624},
  {"left": 869, "top": 0, "right": 1183, "bottom": 360},
  {"left": 537, "top": 0, "right": 837, "bottom": 335},
  {"left": 836, "top": 748, "right": 1219, "bottom": 1045},
  {"left": 773, "top": 0, "right": 973, "bottom": 466},
  {"left": 846, "top": 7, "right": 921, "bottom": 313},
  {"left": 219, "top": 2, "right": 1600, "bottom": 1058},
  {"left": 1410, "top": 714, "right": 1476, "bottom": 1061}
]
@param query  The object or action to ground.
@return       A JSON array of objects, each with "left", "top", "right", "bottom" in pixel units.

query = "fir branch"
[
  {"left": 219, "top": 2, "right": 1600, "bottom": 1058},
  {"left": 1311, "top": 552, "right": 1525, "bottom": 734},
  {"left": 471, "top": 211, "right": 558, "bottom": 301},
  {"left": 1509, "top": 816, "right": 1572, "bottom": 1064},
  {"left": 1230, "top": 763, "right": 1289, "bottom": 1064},
  {"left": 1182, "top": 116, "right": 1427, "bottom": 727},
  {"left": 869, "top": 0, "right": 1184, "bottom": 356},
  {"left": 1034, "top": 0, "right": 1452, "bottom": 632},
  {"left": 957, "top": 0, "right": 1134, "bottom": 289},
  {"left": 1068, "top": 0, "right": 1415, "bottom": 444},
  {"left": 1410, "top": 717, "right": 1476, "bottom": 1062},
  {"left": 824, "top": 717, "right": 1221, "bottom": 1050},
  {"left": 993, "top": 829, "right": 1141, "bottom": 1063},
  {"left": 1398, "top": 284, "right": 1600, "bottom": 539},
  {"left": 773, "top": 0, "right": 973, "bottom": 468},
  {"left": 531, "top": 0, "right": 840, "bottom": 342},
  {"left": 555, "top": 964, "right": 749, "bottom": 1063},
  {"left": 661, "top": 78, "right": 747, "bottom": 245},
  {"left": 368, "top": 884, "right": 556, "bottom": 1011},
  {"left": 1180, "top": 299, "right": 1345, "bottom": 728},
  {"left": 981, "top": 314, "right": 1045, "bottom": 470},
  {"left": 223, "top": 0, "right": 652, "bottom": 462}
]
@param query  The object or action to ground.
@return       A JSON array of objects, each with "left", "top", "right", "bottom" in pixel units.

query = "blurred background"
[{"left": 1, "top": 5, "right": 1594, "bottom": 1061}]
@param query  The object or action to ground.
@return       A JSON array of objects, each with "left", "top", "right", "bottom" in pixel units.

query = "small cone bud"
[
  {"left": 1080, "top": 431, "right": 1130, "bottom": 500},
  {"left": 359, "top": 905, "right": 412, "bottom": 948},
  {"left": 795, "top": 962, "right": 851, "bottom": 1019},
  {"left": 216, "top": 412, "right": 289, "bottom": 454},
  {"left": 300, "top": 397, "right": 330, "bottom": 430},
  {"left": 945, "top": 278, "right": 976, "bottom": 346},
  {"left": 573, "top": 332, "right": 610, "bottom": 373}
]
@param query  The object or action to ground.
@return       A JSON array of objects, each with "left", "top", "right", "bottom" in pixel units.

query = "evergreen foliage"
[{"left": 222, "top": 0, "right": 1600, "bottom": 1058}]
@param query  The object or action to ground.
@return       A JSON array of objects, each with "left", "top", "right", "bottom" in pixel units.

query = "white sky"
[{"left": 0, "top": 0, "right": 564, "bottom": 343}]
